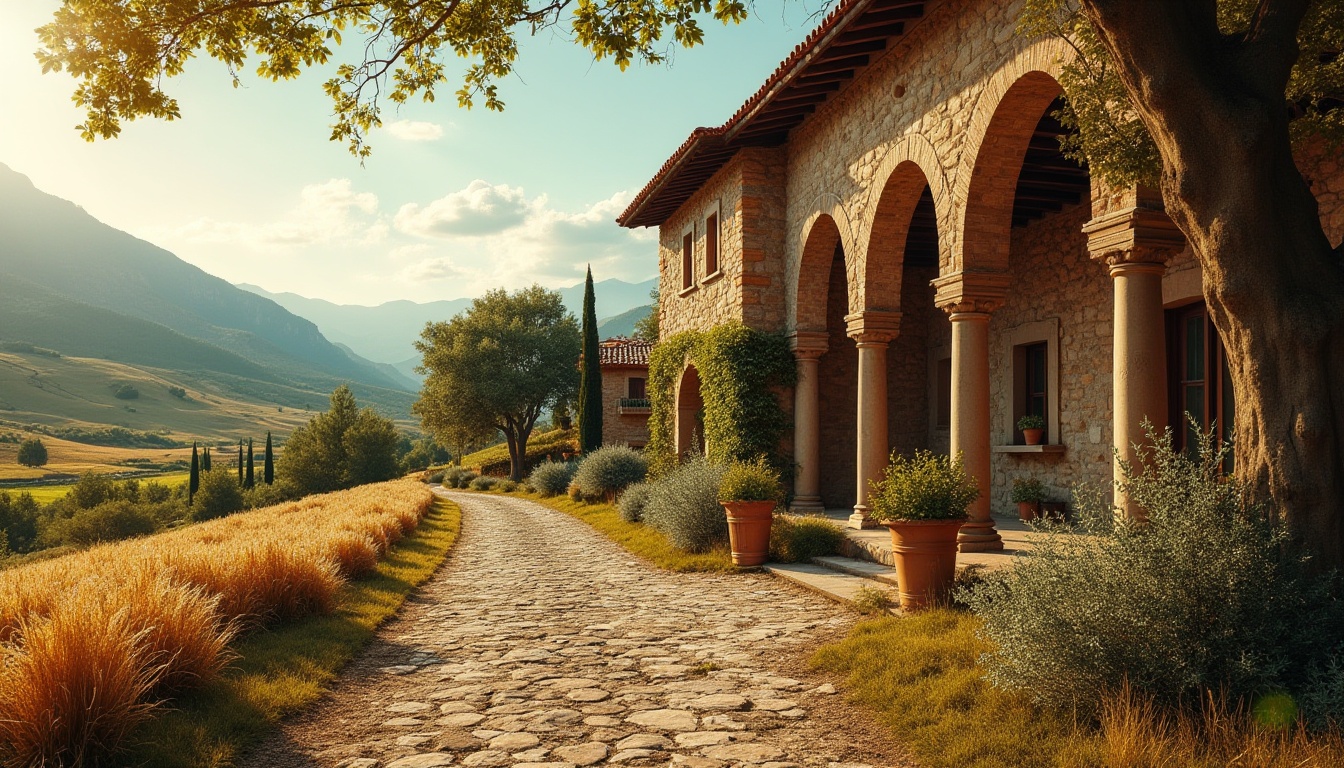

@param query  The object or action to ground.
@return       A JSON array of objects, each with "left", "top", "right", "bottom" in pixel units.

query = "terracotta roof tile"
[
  {"left": 598, "top": 337, "right": 653, "bottom": 367},
  {"left": 617, "top": 0, "right": 930, "bottom": 229}
]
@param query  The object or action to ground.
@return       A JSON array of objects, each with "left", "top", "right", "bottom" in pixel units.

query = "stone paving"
[{"left": 242, "top": 490, "right": 911, "bottom": 768}]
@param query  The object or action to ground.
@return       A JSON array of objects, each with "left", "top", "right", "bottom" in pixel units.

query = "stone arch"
[
  {"left": 951, "top": 38, "right": 1076, "bottom": 275},
  {"left": 674, "top": 363, "right": 705, "bottom": 458},
  {"left": 860, "top": 145, "right": 950, "bottom": 312},
  {"left": 789, "top": 196, "right": 859, "bottom": 332}
]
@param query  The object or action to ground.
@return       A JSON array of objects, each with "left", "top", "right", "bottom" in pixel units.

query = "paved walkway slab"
[{"left": 242, "top": 490, "right": 911, "bottom": 768}]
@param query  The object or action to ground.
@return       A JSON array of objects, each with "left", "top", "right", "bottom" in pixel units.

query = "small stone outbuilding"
[
  {"left": 599, "top": 338, "right": 653, "bottom": 449},
  {"left": 618, "top": 0, "right": 1344, "bottom": 549}
]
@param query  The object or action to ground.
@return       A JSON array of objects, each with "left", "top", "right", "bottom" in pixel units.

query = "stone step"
[
  {"left": 761, "top": 563, "right": 897, "bottom": 612},
  {"left": 809, "top": 556, "right": 899, "bottom": 586}
]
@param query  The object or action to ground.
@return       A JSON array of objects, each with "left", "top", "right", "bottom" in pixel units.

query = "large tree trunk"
[{"left": 1082, "top": 0, "right": 1344, "bottom": 568}]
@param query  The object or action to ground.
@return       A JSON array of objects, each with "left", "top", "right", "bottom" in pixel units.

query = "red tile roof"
[
  {"left": 598, "top": 337, "right": 654, "bottom": 367},
  {"left": 617, "top": 0, "right": 931, "bottom": 229}
]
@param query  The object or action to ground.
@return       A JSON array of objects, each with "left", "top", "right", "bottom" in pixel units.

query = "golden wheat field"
[{"left": 0, "top": 479, "right": 435, "bottom": 768}]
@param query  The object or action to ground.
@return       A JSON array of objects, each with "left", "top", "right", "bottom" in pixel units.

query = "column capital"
[
  {"left": 788, "top": 330, "right": 829, "bottom": 359},
  {"left": 932, "top": 270, "right": 1008, "bottom": 315},
  {"left": 844, "top": 310, "right": 901, "bottom": 345},
  {"left": 1082, "top": 205, "right": 1185, "bottom": 272}
]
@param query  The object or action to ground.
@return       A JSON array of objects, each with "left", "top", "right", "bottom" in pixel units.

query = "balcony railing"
[{"left": 618, "top": 397, "right": 651, "bottom": 415}]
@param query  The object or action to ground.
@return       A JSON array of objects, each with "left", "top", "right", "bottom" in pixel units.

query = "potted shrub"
[
  {"left": 1017, "top": 414, "right": 1045, "bottom": 446},
  {"left": 868, "top": 449, "right": 979, "bottom": 610},
  {"left": 718, "top": 457, "right": 782, "bottom": 567},
  {"left": 1010, "top": 477, "right": 1046, "bottom": 522}
]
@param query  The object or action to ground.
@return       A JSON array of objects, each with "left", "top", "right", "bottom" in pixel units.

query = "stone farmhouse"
[
  {"left": 599, "top": 337, "right": 653, "bottom": 449},
  {"left": 618, "top": 0, "right": 1344, "bottom": 550}
]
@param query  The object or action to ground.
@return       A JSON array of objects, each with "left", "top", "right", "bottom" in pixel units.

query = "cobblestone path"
[{"left": 243, "top": 491, "right": 910, "bottom": 768}]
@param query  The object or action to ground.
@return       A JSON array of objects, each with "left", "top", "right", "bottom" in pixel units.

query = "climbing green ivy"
[{"left": 646, "top": 321, "right": 796, "bottom": 479}]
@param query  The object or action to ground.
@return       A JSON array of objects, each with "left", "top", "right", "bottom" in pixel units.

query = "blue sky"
[{"left": 2, "top": 2, "right": 829, "bottom": 305}]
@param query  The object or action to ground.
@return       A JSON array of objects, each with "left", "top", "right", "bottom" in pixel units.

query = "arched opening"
[
  {"left": 865, "top": 160, "right": 946, "bottom": 458},
  {"left": 675, "top": 364, "right": 705, "bottom": 458},
  {"left": 962, "top": 70, "right": 1100, "bottom": 517},
  {"left": 817, "top": 241, "right": 858, "bottom": 508}
]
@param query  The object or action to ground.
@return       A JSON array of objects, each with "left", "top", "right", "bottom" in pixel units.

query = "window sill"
[
  {"left": 678, "top": 284, "right": 698, "bottom": 298},
  {"left": 992, "top": 444, "right": 1066, "bottom": 455},
  {"left": 701, "top": 270, "right": 724, "bottom": 286}
]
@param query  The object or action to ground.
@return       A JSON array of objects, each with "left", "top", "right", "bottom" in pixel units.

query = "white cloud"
[
  {"left": 395, "top": 180, "right": 534, "bottom": 237},
  {"left": 384, "top": 120, "right": 445, "bottom": 142},
  {"left": 159, "top": 178, "right": 385, "bottom": 250}
]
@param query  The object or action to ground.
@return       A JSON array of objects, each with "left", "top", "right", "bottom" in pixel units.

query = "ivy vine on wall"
[{"left": 646, "top": 321, "right": 797, "bottom": 478}]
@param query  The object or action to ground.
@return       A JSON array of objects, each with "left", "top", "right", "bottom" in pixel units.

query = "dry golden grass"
[
  {"left": 0, "top": 480, "right": 434, "bottom": 768},
  {"left": 0, "top": 436, "right": 193, "bottom": 481},
  {"left": 1076, "top": 684, "right": 1344, "bottom": 768}
]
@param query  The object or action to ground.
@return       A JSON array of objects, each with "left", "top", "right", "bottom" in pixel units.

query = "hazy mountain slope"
[
  {"left": 0, "top": 274, "right": 417, "bottom": 419},
  {"left": 597, "top": 305, "right": 654, "bottom": 339},
  {"left": 0, "top": 163, "right": 406, "bottom": 392},
  {"left": 239, "top": 277, "right": 657, "bottom": 364}
]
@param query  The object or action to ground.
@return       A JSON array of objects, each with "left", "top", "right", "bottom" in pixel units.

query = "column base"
[
  {"left": 957, "top": 520, "right": 1004, "bottom": 552},
  {"left": 790, "top": 496, "right": 825, "bottom": 515},
  {"left": 848, "top": 506, "right": 880, "bottom": 530}
]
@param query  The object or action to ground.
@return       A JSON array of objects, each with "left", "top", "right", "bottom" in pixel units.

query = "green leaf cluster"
[
  {"left": 38, "top": 0, "right": 748, "bottom": 157},
  {"left": 718, "top": 456, "right": 781, "bottom": 502},
  {"left": 646, "top": 321, "right": 796, "bottom": 478},
  {"left": 1019, "top": 0, "right": 1343, "bottom": 187},
  {"left": 280, "top": 385, "right": 402, "bottom": 494},
  {"left": 869, "top": 449, "right": 978, "bottom": 522},
  {"left": 414, "top": 286, "right": 580, "bottom": 480}
]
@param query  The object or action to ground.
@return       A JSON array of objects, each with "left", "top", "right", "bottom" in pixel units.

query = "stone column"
[
  {"left": 934, "top": 273, "right": 1008, "bottom": 552},
  {"left": 1084, "top": 199, "right": 1185, "bottom": 518},
  {"left": 844, "top": 311, "right": 901, "bottom": 529},
  {"left": 790, "top": 331, "right": 828, "bottom": 514}
]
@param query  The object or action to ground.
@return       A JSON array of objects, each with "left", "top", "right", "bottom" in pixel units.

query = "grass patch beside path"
[
  {"left": 811, "top": 609, "right": 1100, "bottom": 768},
  {"left": 119, "top": 498, "right": 462, "bottom": 768},
  {"left": 466, "top": 488, "right": 735, "bottom": 573}
]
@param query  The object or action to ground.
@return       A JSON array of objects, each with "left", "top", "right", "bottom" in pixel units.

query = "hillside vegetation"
[{"left": 0, "top": 479, "right": 435, "bottom": 766}]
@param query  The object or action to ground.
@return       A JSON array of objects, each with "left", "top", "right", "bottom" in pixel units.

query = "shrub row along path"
[{"left": 243, "top": 489, "right": 911, "bottom": 768}]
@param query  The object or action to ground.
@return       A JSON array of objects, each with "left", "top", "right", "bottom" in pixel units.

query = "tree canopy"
[
  {"left": 415, "top": 285, "right": 580, "bottom": 480},
  {"left": 15, "top": 438, "right": 48, "bottom": 468},
  {"left": 279, "top": 385, "right": 402, "bottom": 494},
  {"left": 37, "top": 0, "right": 748, "bottom": 157},
  {"left": 1021, "top": 0, "right": 1343, "bottom": 187}
]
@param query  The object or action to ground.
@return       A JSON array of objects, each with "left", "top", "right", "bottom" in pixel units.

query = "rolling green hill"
[{"left": 0, "top": 163, "right": 418, "bottom": 425}]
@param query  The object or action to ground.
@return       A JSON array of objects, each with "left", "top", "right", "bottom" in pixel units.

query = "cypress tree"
[
  {"left": 264, "top": 431, "right": 275, "bottom": 485},
  {"left": 202, "top": 446, "right": 212, "bottom": 472},
  {"left": 189, "top": 442, "right": 200, "bottom": 506},
  {"left": 245, "top": 438, "right": 255, "bottom": 489},
  {"left": 578, "top": 265, "right": 603, "bottom": 453},
  {"left": 238, "top": 439, "right": 244, "bottom": 484}
]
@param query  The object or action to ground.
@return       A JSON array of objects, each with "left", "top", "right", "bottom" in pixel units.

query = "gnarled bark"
[{"left": 1081, "top": 0, "right": 1344, "bottom": 567}]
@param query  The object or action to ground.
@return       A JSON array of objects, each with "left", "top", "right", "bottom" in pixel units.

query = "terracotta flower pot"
[
  {"left": 1022, "top": 428, "right": 1045, "bottom": 446},
  {"left": 882, "top": 519, "right": 965, "bottom": 611},
  {"left": 721, "top": 500, "right": 776, "bottom": 567},
  {"left": 1017, "top": 500, "right": 1040, "bottom": 522}
]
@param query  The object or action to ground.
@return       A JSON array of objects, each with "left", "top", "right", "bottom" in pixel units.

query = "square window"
[{"left": 628, "top": 377, "right": 647, "bottom": 400}]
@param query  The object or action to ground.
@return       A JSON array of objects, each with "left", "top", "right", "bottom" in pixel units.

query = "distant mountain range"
[
  {"left": 237, "top": 277, "right": 658, "bottom": 371},
  {"left": 0, "top": 163, "right": 416, "bottom": 426}
]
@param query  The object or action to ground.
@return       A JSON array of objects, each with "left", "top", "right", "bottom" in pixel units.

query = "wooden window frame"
[
  {"left": 1003, "top": 319, "right": 1060, "bottom": 445},
  {"left": 1166, "top": 302, "right": 1234, "bottom": 466},
  {"left": 680, "top": 224, "right": 696, "bottom": 293},
  {"left": 704, "top": 202, "right": 722, "bottom": 281}
]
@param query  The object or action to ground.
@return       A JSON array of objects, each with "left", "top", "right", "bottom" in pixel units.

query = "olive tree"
[
  {"left": 415, "top": 286, "right": 580, "bottom": 481},
  {"left": 1022, "top": 0, "right": 1344, "bottom": 566}
]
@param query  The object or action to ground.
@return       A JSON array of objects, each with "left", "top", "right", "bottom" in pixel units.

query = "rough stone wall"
[
  {"left": 601, "top": 368, "right": 650, "bottom": 448},
  {"left": 658, "top": 148, "right": 789, "bottom": 339},
  {"left": 987, "top": 202, "right": 1113, "bottom": 516}
]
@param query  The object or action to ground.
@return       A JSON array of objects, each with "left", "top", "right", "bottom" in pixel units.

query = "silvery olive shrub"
[
  {"left": 642, "top": 457, "right": 727, "bottom": 553},
  {"left": 964, "top": 421, "right": 1342, "bottom": 715},
  {"left": 573, "top": 445, "right": 648, "bottom": 501},
  {"left": 618, "top": 482, "right": 652, "bottom": 523},
  {"left": 469, "top": 475, "right": 498, "bottom": 491},
  {"left": 528, "top": 460, "right": 577, "bottom": 498}
]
